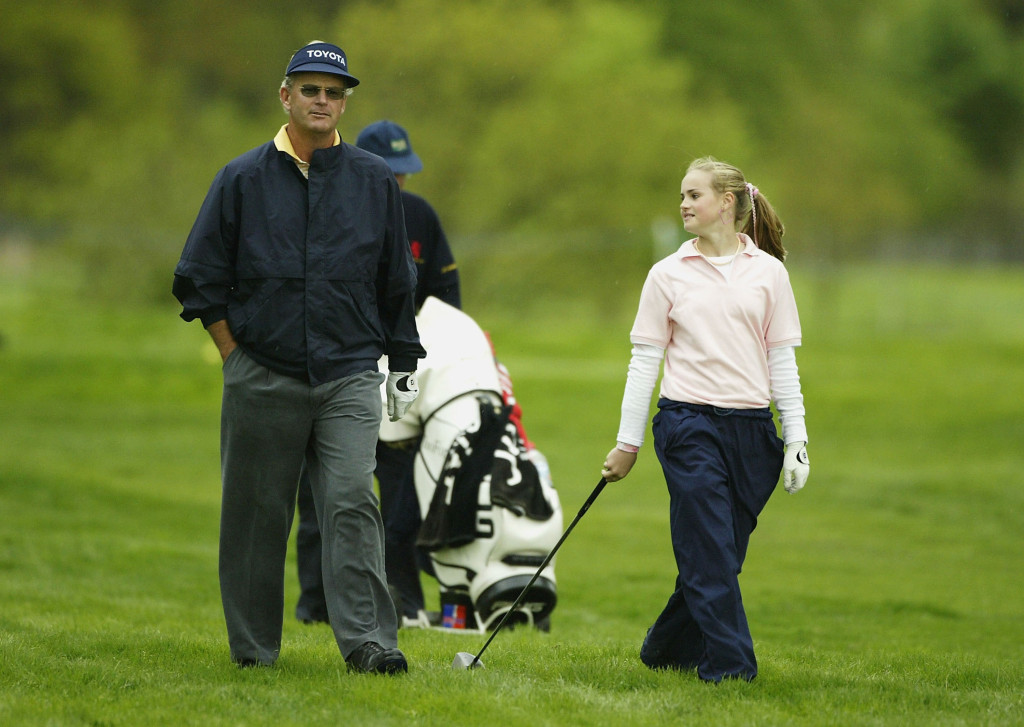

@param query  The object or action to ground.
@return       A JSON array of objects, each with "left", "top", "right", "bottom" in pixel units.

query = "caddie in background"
[
  {"left": 294, "top": 119, "right": 461, "bottom": 628},
  {"left": 172, "top": 40, "right": 425, "bottom": 675},
  {"left": 358, "top": 120, "right": 460, "bottom": 310}
]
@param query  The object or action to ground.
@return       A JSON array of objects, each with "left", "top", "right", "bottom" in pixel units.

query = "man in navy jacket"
[{"left": 173, "top": 40, "right": 424, "bottom": 674}]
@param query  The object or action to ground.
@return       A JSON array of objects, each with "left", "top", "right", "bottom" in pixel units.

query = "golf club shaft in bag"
[{"left": 467, "top": 477, "right": 608, "bottom": 667}]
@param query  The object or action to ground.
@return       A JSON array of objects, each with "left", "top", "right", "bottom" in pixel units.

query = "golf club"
[{"left": 452, "top": 476, "right": 608, "bottom": 670}]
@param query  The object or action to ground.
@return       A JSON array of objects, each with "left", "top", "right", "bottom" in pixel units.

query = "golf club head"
[{"left": 452, "top": 651, "right": 484, "bottom": 670}]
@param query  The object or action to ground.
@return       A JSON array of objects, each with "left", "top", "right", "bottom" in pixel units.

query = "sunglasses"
[{"left": 298, "top": 84, "right": 348, "bottom": 101}]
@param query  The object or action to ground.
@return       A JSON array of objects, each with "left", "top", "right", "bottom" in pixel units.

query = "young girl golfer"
[{"left": 601, "top": 157, "right": 810, "bottom": 682}]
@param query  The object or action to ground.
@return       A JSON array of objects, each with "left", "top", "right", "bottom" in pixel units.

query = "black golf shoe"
[{"left": 345, "top": 642, "right": 408, "bottom": 675}]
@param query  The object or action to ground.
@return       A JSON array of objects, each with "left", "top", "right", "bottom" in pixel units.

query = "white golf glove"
[
  {"left": 386, "top": 371, "right": 418, "bottom": 422},
  {"left": 783, "top": 441, "right": 809, "bottom": 494}
]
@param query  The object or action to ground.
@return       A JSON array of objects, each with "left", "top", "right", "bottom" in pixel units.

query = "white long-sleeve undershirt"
[
  {"left": 767, "top": 345, "right": 807, "bottom": 445},
  {"left": 615, "top": 343, "right": 807, "bottom": 448},
  {"left": 615, "top": 344, "right": 663, "bottom": 448}
]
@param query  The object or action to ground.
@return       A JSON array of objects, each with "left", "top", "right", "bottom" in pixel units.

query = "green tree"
[
  {"left": 336, "top": 0, "right": 750, "bottom": 235},
  {"left": 2, "top": 0, "right": 1021, "bottom": 300},
  {"left": 653, "top": 0, "right": 993, "bottom": 246}
]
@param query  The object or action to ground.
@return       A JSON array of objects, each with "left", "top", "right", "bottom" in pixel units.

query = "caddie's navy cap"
[
  {"left": 286, "top": 42, "right": 360, "bottom": 87},
  {"left": 356, "top": 120, "right": 423, "bottom": 175}
]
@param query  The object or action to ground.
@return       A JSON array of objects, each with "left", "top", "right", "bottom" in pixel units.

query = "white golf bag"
[{"left": 379, "top": 298, "right": 563, "bottom": 630}]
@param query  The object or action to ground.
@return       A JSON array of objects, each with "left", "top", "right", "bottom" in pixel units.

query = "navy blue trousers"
[{"left": 641, "top": 400, "right": 784, "bottom": 682}]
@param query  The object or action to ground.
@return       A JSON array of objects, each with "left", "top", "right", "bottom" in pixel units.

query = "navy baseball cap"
[
  {"left": 285, "top": 42, "right": 360, "bottom": 87},
  {"left": 356, "top": 121, "right": 423, "bottom": 174}
]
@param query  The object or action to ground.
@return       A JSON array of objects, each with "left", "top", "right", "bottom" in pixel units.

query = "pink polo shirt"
[{"left": 630, "top": 234, "right": 801, "bottom": 409}]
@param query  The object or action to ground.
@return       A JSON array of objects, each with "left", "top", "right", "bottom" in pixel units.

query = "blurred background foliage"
[{"left": 0, "top": 0, "right": 1021, "bottom": 306}]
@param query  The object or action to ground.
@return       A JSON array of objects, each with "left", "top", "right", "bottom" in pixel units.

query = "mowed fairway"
[{"left": 1, "top": 260, "right": 1022, "bottom": 726}]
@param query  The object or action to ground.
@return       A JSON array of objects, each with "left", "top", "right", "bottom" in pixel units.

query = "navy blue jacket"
[
  {"left": 401, "top": 190, "right": 461, "bottom": 310},
  {"left": 173, "top": 139, "right": 425, "bottom": 385}
]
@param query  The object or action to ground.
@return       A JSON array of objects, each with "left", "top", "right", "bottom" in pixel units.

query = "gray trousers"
[{"left": 219, "top": 349, "right": 397, "bottom": 665}]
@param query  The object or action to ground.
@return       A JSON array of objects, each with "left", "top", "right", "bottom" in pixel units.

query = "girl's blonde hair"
[{"left": 686, "top": 157, "right": 786, "bottom": 261}]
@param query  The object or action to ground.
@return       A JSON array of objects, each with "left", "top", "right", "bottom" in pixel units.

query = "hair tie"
[{"left": 746, "top": 183, "right": 759, "bottom": 245}]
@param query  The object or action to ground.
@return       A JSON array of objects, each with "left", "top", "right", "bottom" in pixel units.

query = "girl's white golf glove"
[
  {"left": 783, "top": 442, "right": 809, "bottom": 494},
  {"left": 386, "top": 372, "right": 419, "bottom": 422}
]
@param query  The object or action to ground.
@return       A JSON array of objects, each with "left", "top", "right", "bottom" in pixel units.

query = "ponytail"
[{"left": 743, "top": 184, "right": 786, "bottom": 262}]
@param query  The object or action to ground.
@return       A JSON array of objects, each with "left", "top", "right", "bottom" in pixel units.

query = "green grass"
[{"left": 2, "top": 258, "right": 1023, "bottom": 726}]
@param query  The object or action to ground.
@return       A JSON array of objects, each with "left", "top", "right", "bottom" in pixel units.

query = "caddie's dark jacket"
[
  {"left": 173, "top": 138, "right": 425, "bottom": 385},
  {"left": 401, "top": 190, "right": 461, "bottom": 311}
]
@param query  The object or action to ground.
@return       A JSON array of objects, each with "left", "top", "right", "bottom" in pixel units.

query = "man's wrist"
[{"left": 616, "top": 442, "right": 639, "bottom": 454}]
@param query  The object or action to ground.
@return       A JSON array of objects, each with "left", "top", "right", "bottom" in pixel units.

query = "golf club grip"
[{"left": 472, "top": 478, "right": 608, "bottom": 663}]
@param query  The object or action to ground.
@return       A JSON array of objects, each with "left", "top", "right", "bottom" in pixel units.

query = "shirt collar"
[
  {"left": 678, "top": 233, "right": 756, "bottom": 259},
  {"left": 273, "top": 124, "right": 341, "bottom": 164}
]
